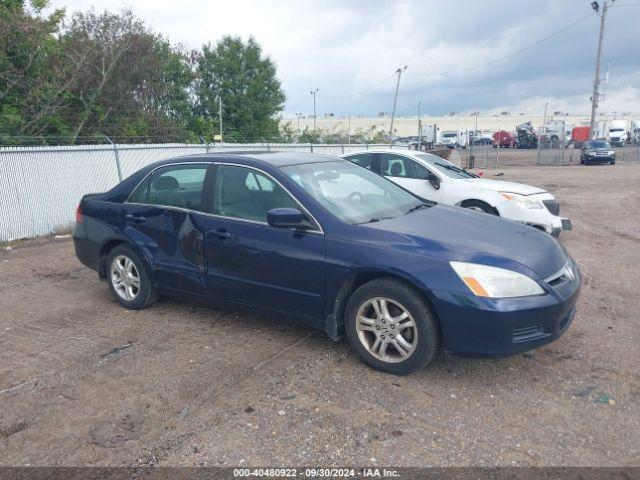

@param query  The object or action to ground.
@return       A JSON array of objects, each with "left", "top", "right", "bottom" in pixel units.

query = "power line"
[{"left": 404, "top": 11, "right": 596, "bottom": 78}]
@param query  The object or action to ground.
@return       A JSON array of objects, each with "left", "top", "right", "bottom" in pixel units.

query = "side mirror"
[
  {"left": 427, "top": 172, "right": 440, "bottom": 190},
  {"left": 267, "top": 208, "right": 305, "bottom": 228}
]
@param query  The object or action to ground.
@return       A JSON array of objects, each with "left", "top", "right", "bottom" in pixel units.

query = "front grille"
[
  {"left": 513, "top": 324, "right": 547, "bottom": 343},
  {"left": 543, "top": 199, "right": 560, "bottom": 216}
]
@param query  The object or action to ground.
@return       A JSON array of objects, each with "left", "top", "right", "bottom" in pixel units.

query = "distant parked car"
[
  {"left": 342, "top": 150, "right": 572, "bottom": 237},
  {"left": 74, "top": 152, "right": 580, "bottom": 375},
  {"left": 393, "top": 137, "right": 412, "bottom": 147},
  {"left": 473, "top": 137, "right": 493, "bottom": 146},
  {"left": 580, "top": 140, "right": 615, "bottom": 165}
]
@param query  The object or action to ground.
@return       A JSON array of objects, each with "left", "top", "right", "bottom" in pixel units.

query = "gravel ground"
[{"left": 0, "top": 164, "right": 639, "bottom": 467}]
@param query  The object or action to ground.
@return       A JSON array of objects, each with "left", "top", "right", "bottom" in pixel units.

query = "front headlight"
[
  {"left": 608, "top": 151, "right": 615, "bottom": 155},
  {"left": 500, "top": 192, "right": 543, "bottom": 209},
  {"left": 450, "top": 261, "right": 545, "bottom": 298}
]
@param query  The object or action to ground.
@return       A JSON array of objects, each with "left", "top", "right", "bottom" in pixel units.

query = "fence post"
[
  {"left": 310, "top": 143, "right": 314, "bottom": 153},
  {"left": 200, "top": 136, "right": 210, "bottom": 153},
  {"left": 104, "top": 135, "right": 122, "bottom": 182}
]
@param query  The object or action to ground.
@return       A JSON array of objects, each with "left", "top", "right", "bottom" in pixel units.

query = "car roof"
[
  {"left": 343, "top": 149, "right": 440, "bottom": 159},
  {"left": 158, "top": 151, "right": 341, "bottom": 168}
]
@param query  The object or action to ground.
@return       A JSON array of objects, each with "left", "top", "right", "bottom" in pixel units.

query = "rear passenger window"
[
  {"left": 380, "top": 154, "right": 430, "bottom": 180},
  {"left": 129, "top": 165, "right": 207, "bottom": 211},
  {"left": 349, "top": 153, "right": 373, "bottom": 169}
]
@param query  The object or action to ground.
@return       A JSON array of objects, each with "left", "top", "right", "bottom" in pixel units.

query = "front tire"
[
  {"left": 106, "top": 245, "right": 158, "bottom": 310},
  {"left": 345, "top": 278, "right": 440, "bottom": 375}
]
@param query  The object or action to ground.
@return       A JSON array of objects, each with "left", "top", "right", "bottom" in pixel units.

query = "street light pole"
[
  {"left": 470, "top": 111, "right": 479, "bottom": 164},
  {"left": 310, "top": 89, "right": 318, "bottom": 130},
  {"left": 389, "top": 65, "right": 407, "bottom": 139},
  {"left": 589, "top": 0, "right": 610, "bottom": 139}
]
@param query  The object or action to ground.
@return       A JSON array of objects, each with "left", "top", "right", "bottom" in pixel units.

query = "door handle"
[
  {"left": 125, "top": 214, "right": 147, "bottom": 223},
  {"left": 208, "top": 229, "right": 232, "bottom": 240}
]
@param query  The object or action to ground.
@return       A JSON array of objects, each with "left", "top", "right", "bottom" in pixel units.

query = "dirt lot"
[{"left": 1, "top": 164, "right": 639, "bottom": 467}]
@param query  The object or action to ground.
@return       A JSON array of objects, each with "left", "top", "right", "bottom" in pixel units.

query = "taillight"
[{"left": 75, "top": 204, "right": 84, "bottom": 223}]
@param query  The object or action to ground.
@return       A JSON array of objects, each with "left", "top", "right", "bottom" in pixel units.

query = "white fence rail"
[{"left": 0, "top": 143, "right": 406, "bottom": 242}]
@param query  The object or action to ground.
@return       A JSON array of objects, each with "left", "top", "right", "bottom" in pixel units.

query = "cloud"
[{"left": 47, "top": 0, "right": 640, "bottom": 116}]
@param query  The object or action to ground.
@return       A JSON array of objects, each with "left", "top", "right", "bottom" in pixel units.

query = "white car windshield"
[
  {"left": 415, "top": 154, "right": 477, "bottom": 179},
  {"left": 282, "top": 161, "right": 425, "bottom": 225}
]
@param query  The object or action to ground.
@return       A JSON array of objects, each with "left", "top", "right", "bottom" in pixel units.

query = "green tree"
[
  {"left": 195, "top": 36, "right": 285, "bottom": 142},
  {"left": 0, "top": 0, "right": 69, "bottom": 144}
]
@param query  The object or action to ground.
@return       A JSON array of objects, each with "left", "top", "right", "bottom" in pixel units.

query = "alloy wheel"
[
  {"left": 355, "top": 297, "right": 418, "bottom": 363},
  {"left": 110, "top": 255, "right": 141, "bottom": 301}
]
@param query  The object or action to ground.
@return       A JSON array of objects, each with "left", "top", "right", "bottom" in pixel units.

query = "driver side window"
[
  {"left": 211, "top": 165, "right": 299, "bottom": 223},
  {"left": 380, "top": 154, "right": 430, "bottom": 180}
]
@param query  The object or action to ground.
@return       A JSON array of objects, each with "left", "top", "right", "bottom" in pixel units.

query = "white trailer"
[
  {"left": 440, "top": 130, "right": 468, "bottom": 148},
  {"left": 593, "top": 119, "right": 609, "bottom": 139},
  {"left": 420, "top": 124, "right": 441, "bottom": 145},
  {"left": 543, "top": 120, "right": 566, "bottom": 142}
]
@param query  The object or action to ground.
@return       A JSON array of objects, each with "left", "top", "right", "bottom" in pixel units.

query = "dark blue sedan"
[{"left": 73, "top": 152, "right": 580, "bottom": 374}]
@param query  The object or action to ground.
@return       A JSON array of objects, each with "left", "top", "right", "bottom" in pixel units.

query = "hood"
[
  {"left": 360, "top": 204, "right": 566, "bottom": 279},
  {"left": 458, "top": 178, "right": 546, "bottom": 196}
]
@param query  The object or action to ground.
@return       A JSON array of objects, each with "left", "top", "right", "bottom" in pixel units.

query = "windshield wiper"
[{"left": 406, "top": 203, "right": 431, "bottom": 215}]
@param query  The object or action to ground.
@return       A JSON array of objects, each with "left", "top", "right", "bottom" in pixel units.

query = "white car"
[{"left": 342, "top": 150, "right": 572, "bottom": 237}]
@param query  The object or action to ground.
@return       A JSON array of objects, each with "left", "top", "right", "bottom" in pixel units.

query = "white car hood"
[{"left": 457, "top": 178, "right": 547, "bottom": 195}]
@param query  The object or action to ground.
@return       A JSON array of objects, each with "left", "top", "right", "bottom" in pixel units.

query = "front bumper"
[
  {"left": 497, "top": 193, "right": 571, "bottom": 236},
  {"left": 584, "top": 154, "right": 615, "bottom": 164},
  {"left": 432, "top": 262, "right": 581, "bottom": 357}
]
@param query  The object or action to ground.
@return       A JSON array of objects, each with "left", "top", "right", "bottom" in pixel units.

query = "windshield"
[
  {"left": 442, "top": 132, "right": 457, "bottom": 138},
  {"left": 414, "top": 154, "right": 477, "bottom": 179},
  {"left": 587, "top": 141, "right": 611, "bottom": 149},
  {"left": 281, "top": 161, "right": 423, "bottom": 225},
  {"left": 609, "top": 128, "right": 624, "bottom": 132}
]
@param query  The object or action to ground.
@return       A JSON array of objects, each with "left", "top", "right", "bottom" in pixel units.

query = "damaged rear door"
[{"left": 124, "top": 163, "right": 210, "bottom": 295}]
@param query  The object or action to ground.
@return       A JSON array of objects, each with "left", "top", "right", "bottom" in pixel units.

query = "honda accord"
[{"left": 73, "top": 152, "right": 580, "bottom": 374}]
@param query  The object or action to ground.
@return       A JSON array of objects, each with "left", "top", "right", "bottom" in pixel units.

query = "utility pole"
[
  {"left": 389, "top": 65, "right": 407, "bottom": 139},
  {"left": 310, "top": 89, "right": 318, "bottom": 130},
  {"left": 218, "top": 96, "right": 223, "bottom": 143},
  {"left": 417, "top": 101, "right": 422, "bottom": 151},
  {"left": 541, "top": 102, "right": 550, "bottom": 138},
  {"left": 589, "top": 0, "right": 610, "bottom": 139}
]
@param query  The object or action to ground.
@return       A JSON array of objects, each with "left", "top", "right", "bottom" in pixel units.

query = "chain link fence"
[{"left": 0, "top": 142, "right": 407, "bottom": 243}]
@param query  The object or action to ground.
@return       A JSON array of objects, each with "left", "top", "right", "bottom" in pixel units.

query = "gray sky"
[{"left": 48, "top": 0, "right": 640, "bottom": 117}]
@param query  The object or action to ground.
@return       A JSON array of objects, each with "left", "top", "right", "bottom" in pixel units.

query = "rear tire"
[
  {"left": 345, "top": 278, "right": 440, "bottom": 375},
  {"left": 106, "top": 245, "right": 158, "bottom": 310}
]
